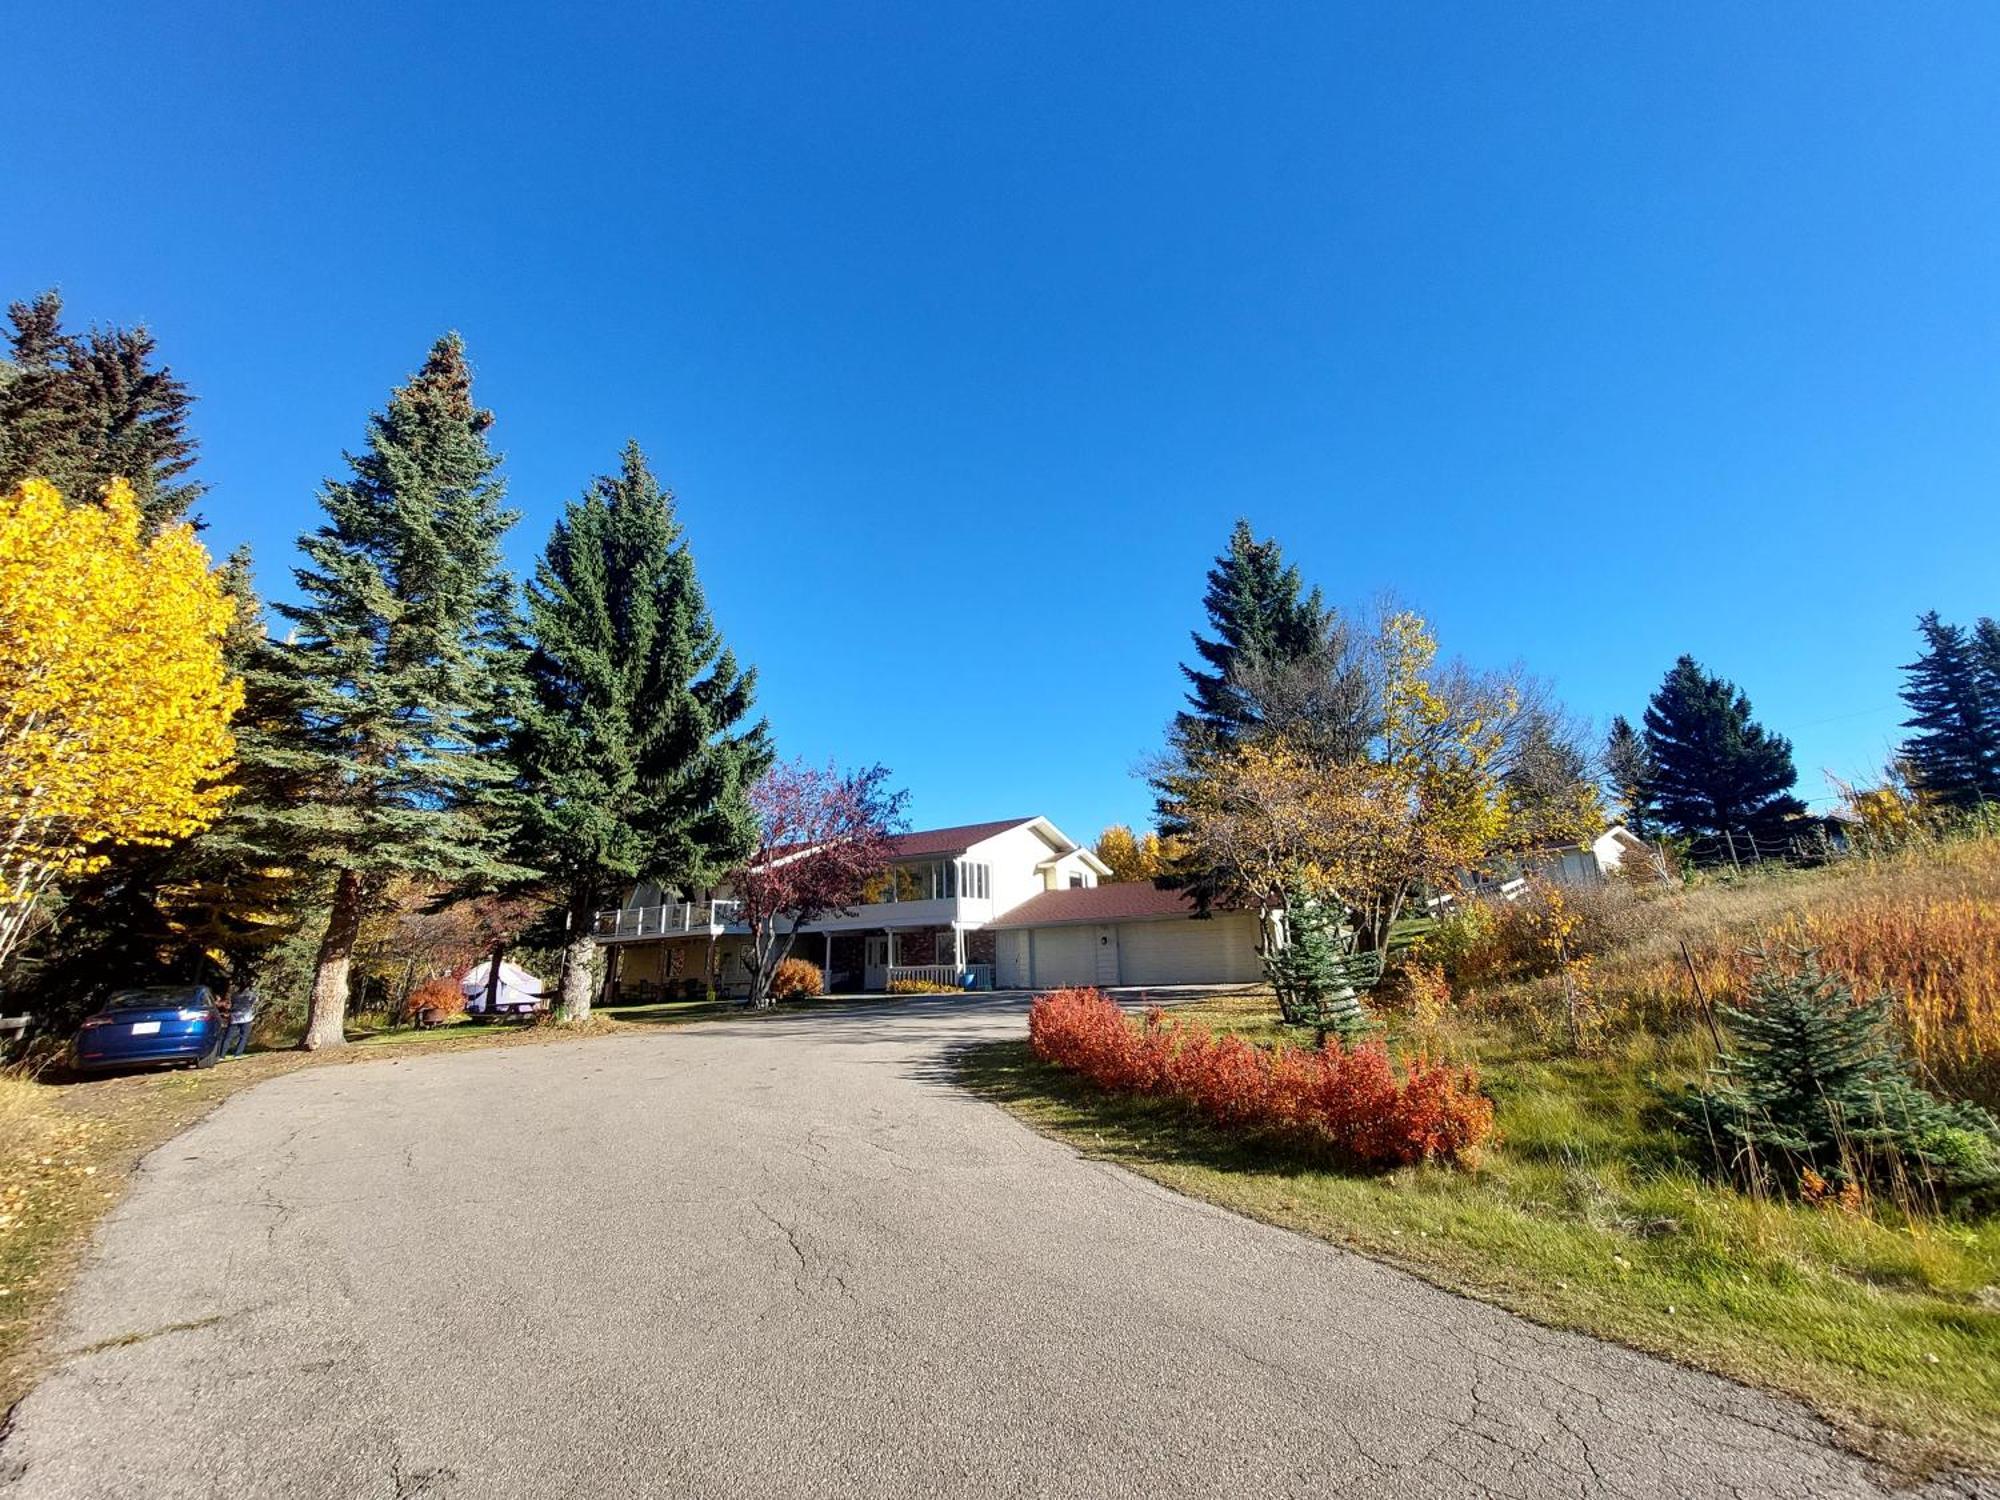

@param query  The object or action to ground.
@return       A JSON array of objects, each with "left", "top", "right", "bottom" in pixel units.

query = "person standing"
[{"left": 221, "top": 983, "right": 259, "bottom": 1059}]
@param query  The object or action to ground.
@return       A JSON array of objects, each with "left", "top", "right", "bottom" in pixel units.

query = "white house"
[{"left": 592, "top": 816, "right": 1263, "bottom": 998}]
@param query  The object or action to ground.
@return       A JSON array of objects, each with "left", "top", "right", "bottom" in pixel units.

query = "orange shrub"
[
  {"left": 1027, "top": 987, "right": 1493, "bottom": 1168},
  {"left": 408, "top": 976, "right": 465, "bottom": 1024},
  {"left": 769, "top": 957, "right": 824, "bottom": 1000},
  {"left": 1603, "top": 842, "right": 2000, "bottom": 1109}
]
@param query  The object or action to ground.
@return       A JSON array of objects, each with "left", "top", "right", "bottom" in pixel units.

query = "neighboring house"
[
  {"left": 592, "top": 816, "right": 1257, "bottom": 997},
  {"left": 1482, "top": 823, "right": 1659, "bottom": 898}
]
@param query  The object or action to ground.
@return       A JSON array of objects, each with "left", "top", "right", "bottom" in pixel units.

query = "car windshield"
[{"left": 103, "top": 987, "right": 200, "bottom": 1010}]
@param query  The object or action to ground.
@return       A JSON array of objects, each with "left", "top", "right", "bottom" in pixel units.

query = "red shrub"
[
  {"left": 407, "top": 976, "right": 465, "bottom": 1025},
  {"left": 1028, "top": 987, "right": 1494, "bottom": 1169}
]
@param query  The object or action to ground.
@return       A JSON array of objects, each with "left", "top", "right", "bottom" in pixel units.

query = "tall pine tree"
[
  {"left": 0, "top": 290, "right": 204, "bottom": 532},
  {"left": 1173, "top": 519, "right": 1330, "bottom": 746},
  {"left": 511, "top": 443, "right": 770, "bottom": 1021},
  {"left": 267, "top": 334, "right": 527, "bottom": 1049},
  {"left": 1899, "top": 611, "right": 2000, "bottom": 809},
  {"left": 1640, "top": 655, "right": 1805, "bottom": 857},
  {"left": 1154, "top": 521, "right": 1329, "bottom": 908},
  {"left": 1601, "top": 714, "right": 1654, "bottom": 834}
]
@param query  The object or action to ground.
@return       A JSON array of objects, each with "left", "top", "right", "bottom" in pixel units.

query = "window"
[
  {"left": 956, "top": 861, "right": 989, "bottom": 900},
  {"left": 934, "top": 933, "right": 957, "bottom": 964},
  {"left": 1068, "top": 872, "right": 1087, "bottom": 889}
]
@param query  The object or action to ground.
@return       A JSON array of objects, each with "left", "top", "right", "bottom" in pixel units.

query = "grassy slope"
[{"left": 960, "top": 989, "right": 2000, "bottom": 1476}]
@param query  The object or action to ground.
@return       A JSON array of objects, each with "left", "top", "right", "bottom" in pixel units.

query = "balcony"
[{"left": 593, "top": 901, "right": 741, "bottom": 941}]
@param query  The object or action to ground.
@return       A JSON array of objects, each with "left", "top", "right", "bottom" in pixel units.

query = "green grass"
[{"left": 958, "top": 993, "right": 2000, "bottom": 1476}]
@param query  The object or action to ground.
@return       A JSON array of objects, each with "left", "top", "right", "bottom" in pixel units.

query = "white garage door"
[
  {"left": 1029, "top": 925, "right": 1097, "bottom": 987},
  {"left": 1116, "top": 913, "right": 1264, "bottom": 985}
]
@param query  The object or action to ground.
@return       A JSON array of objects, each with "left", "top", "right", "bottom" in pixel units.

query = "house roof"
[
  {"left": 750, "top": 815, "right": 1112, "bottom": 875},
  {"left": 884, "top": 819, "right": 1037, "bottom": 858},
  {"left": 986, "top": 882, "right": 1205, "bottom": 929}
]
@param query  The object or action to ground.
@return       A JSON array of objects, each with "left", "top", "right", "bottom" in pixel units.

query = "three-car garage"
[{"left": 989, "top": 885, "right": 1265, "bottom": 989}]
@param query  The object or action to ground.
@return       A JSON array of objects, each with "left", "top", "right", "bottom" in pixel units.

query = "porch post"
[
  {"left": 823, "top": 930, "right": 832, "bottom": 982},
  {"left": 953, "top": 925, "right": 966, "bottom": 969}
]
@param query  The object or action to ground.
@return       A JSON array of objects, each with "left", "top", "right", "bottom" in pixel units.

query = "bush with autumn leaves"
[{"left": 1028, "top": 986, "right": 1494, "bottom": 1168}]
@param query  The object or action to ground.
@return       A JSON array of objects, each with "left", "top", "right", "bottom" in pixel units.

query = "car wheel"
[{"left": 194, "top": 1037, "right": 221, "bottom": 1070}]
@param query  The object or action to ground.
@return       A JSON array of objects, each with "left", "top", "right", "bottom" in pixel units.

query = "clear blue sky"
[{"left": 7, "top": 3, "right": 1997, "bottom": 837}]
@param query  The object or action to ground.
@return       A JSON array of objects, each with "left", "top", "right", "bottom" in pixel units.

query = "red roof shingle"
[
  {"left": 883, "top": 819, "right": 1039, "bottom": 858},
  {"left": 987, "top": 883, "right": 1202, "bottom": 929}
]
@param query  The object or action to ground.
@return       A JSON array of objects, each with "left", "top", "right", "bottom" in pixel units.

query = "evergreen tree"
[
  {"left": 1680, "top": 953, "right": 2000, "bottom": 1196},
  {"left": 1640, "top": 655, "right": 1805, "bottom": 857},
  {"left": 1898, "top": 611, "right": 2000, "bottom": 808},
  {"left": 1601, "top": 714, "right": 1654, "bottom": 834},
  {"left": 266, "top": 334, "right": 527, "bottom": 1049},
  {"left": 1172, "top": 519, "right": 1330, "bottom": 746},
  {"left": 1265, "top": 881, "right": 1373, "bottom": 1044},
  {"left": 511, "top": 443, "right": 770, "bottom": 1021},
  {"left": 1154, "top": 521, "right": 1329, "bottom": 907},
  {"left": 0, "top": 290, "right": 203, "bottom": 531}
]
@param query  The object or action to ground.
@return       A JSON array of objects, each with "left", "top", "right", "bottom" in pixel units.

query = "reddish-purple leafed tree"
[{"left": 733, "top": 759, "right": 908, "bottom": 1006}]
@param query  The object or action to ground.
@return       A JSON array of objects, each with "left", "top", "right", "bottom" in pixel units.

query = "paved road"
[{"left": 1, "top": 995, "right": 1986, "bottom": 1498}]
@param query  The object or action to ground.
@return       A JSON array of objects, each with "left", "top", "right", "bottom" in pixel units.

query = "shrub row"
[{"left": 1027, "top": 987, "right": 1495, "bottom": 1168}]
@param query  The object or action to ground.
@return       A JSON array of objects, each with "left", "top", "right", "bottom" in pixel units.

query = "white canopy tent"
[{"left": 459, "top": 959, "right": 547, "bottom": 1015}]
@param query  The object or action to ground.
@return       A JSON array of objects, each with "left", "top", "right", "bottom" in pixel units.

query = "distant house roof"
[{"left": 987, "top": 883, "right": 1205, "bottom": 929}]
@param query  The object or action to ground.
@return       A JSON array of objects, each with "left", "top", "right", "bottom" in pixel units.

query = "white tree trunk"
[
  {"left": 557, "top": 917, "right": 595, "bottom": 1023},
  {"left": 301, "top": 868, "right": 364, "bottom": 1050}
]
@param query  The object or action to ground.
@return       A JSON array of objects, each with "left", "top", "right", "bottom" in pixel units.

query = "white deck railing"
[
  {"left": 593, "top": 901, "right": 742, "bottom": 940},
  {"left": 885, "top": 964, "right": 992, "bottom": 991}
]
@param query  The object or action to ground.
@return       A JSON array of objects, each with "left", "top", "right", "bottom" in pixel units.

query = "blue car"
[{"left": 72, "top": 985, "right": 225, "bottom": 1074}]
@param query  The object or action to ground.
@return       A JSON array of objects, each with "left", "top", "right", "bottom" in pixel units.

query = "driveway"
[{"left": 0, "top": 995, "right": 1983, "bottom": 1498}]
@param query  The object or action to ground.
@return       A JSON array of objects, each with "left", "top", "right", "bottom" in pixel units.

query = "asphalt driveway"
[{"left": 0, "top": 995, "right": 1984, "bottom": 1498}]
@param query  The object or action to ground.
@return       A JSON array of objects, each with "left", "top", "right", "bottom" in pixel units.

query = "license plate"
[{"left": 129, "top": 1021, "right": 161, "bottom": 1035}]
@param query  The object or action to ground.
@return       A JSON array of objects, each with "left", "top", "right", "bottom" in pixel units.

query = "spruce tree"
[
  {"left": 1681, "top": 953, "right": 2000, "bottom": 1196},
  {"left": 1173, "top": 519, "right": 1330, "bottom": 745},
  {"left": 1898, "top": 611, "right": 2000, "bottom": 809},
  {"left": 0, "top": 290, "right": 204, "bottom": 531},
  {"left": 267, "top": 334, "right": 527, "bottom": 1048},
  {"left": 1601, "top": 714, "right": 1654, "bottom": 835},
  {"left": 1265, "top": 880, "right": 1373, "bottom": 1043},
  {"left": 1640, "top": 655, "right": 1805, "bottom": 858},
  {"left": 511, "top": 443, "right": 770, "bottom": 1021},
  {"left": 1155, "top": 521, "right": 1329, "bottom": 908}
]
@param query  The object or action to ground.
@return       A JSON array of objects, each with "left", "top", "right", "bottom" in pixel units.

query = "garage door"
[
  {"left": 1028, "top": 925, "right": 1096, "bottom": 987},
  {"left": 1116, "top": 913, "right": 1263, "bottom": 985}
]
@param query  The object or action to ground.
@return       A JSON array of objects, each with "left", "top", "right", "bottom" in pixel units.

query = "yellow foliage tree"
[
  {"left": 1169, "top": 609, "right": 1568, "bottom": 950},
  {"left": 0, "top": 478, "right": 242, "bottom": 971},
  {"left": 1093, "top": 825, "right": 1186, "bottom": 882}
]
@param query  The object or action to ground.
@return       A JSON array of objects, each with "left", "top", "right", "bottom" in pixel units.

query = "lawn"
[{"left": 958, "top": 991, "right": 2000, "bottom": 1477}]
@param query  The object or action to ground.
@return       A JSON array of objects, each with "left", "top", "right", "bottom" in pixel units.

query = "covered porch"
[{"left": 816, "top": 924, "right": 995, "bottom": 993}]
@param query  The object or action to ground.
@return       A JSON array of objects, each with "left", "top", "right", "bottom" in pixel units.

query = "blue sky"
[{"left": 6, "top": 3, "right": 1996, "bottom": 838}]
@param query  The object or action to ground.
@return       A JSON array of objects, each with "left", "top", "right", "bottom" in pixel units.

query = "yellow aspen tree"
[{"left": 0, "top": 478, "right": 242, "bottom": 972}]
